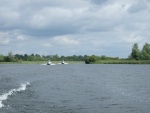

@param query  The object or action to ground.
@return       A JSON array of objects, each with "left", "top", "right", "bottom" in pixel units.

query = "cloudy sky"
[{"left": 0, "top": 0, "right": 150, "bottom": 58}]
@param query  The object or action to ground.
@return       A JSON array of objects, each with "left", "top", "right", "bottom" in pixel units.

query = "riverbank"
[
  {"left": 0, "top": 61, "right": 85, "bottom": 64},
  {"left": 93, "top": 60, "right": 150, "bottom": 64},
  {"left": 1, "top": 60, "right": 150, "bottom": 64}
]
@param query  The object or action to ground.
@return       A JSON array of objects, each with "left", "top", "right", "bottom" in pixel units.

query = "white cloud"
[
  {"left": 29, "top": 6, "right": 88, "bottom": 30},
  {"left": 128, "top": 0, "right": 149, "bottom": 13},
  {"left": 16, "top": 35, "right": 26, "bottom": 41},
  {"left": 0, "top": 7, "right": 20, "bottom": 19},
  {"left": 29, "top": 7, "right": 72, "bottom": 29},
  {"left": 0, "top": 31, "right": 29, "bottom": 46},
  {"left": 0, "top": 0, "right": 150, "bottom": 57},
  {"left": 0, "top": 7, "right": 20, "bottom": 28},
  {"left": 0, "top": 38, "right": 10, "bottom": 45},
  {"left": 0, "top": 32, "right": 11, "bottom": 45},
  {"left": 122, "top": 33, "right": 144, "bottom": 43},
  {"left": 53, "top": 36, "right": 79, "bottom": 46},
  {"left": 43, "top": 43, "right": 52, "bottom": 47}
]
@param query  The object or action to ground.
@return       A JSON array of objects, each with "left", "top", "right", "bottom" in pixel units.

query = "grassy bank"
[
  {"left": 1, "top": 60, "right": 150, "bottom": 64},
  {"left": 94, "top": 60, "right": 150, "bottom": 64},
  {"left": 0, "top": 61, "right": 85, "bottom": 64}
]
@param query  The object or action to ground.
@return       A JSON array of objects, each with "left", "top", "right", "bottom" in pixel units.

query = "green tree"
[
  {"left": 130, "top": 43, "right": 141, "bottom": 60},
  {"left": 0, "top": 54, "right": 4, "bottom": 62},
  {"left": 52, "top": 54, "right": 60, "bottom": 61},
  {"left": 35, "top": 54, "right": 43, "bottom": 61},
  {"left": 3, "top": 52, "right": 15, "bottom": 62},
  {"left": 101, "top": 55, "right": 108, "bottom": 60},
  {"left": 85, "top": 55, "right": 98, "bottom": 64},
  {"left": 15, "top": 54, "right": 24, "bottom": 61},
  {"left": 24, "top": 54, "right": 28, "bottom": 61},
  {"left": 141, "top": 43, "right": 150, "bottom": 60},
  {"left": 8, "top": 52, "right": 15, "bottom": 62}
]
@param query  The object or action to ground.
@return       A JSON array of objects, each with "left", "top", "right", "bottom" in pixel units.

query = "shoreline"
[
  {"left": 92, "top": 60, "right": 150, "bottom": 64},
  {"left": 1, "top": 60, "right": 150, "bottom": 64},
  {"left": 0, "top": 61, "right": 85, "bottom": 64}
]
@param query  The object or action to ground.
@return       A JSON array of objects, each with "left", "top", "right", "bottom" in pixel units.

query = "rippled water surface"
[{"left": 0, "top": 64, "right": 150, "bottom": 113}]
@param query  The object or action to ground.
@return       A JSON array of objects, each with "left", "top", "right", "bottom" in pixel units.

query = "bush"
[{"left": 85, "top": 55, "right": 98, "bottom": 64}]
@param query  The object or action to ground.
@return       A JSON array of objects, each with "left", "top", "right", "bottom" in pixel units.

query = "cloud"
[
  {"left": 0, "top": 38, "right": 10, "bottom": 45},
  {"left": 0, "top": 0, "right": 150, "bottom": 57},
  {"left": 90, "top": 0, "right": 109, "bottom": 5},
  {"left": 0, "top": 4, "right": 21, "bottom": 29},
  {"left": 0, "top": 32, "right": 10, "bottom": 45},
  {"left": 29, "top": 7, "right": 73, "bottom": 29},
  {"left": 128, "top": 0, "right": 149, "bottom": 13},
  {"left": 16, "top": 35, "right": 26, "bottom": 41},
  {"left": 122, "top": 33, "right": 144, "bottom": 43},
  {"left": 43, "top": 43, "right": 52, "bottom": 47},
  {"left": 53, "top": 36, "right": 79, "bottom": 46}
]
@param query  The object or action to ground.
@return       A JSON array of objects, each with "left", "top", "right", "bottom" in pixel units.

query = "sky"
[{"left": 0, "top": 0, "right": 150, "bottom": 58}]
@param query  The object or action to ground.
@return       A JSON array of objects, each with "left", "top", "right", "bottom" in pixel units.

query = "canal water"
[{"left": 0, "top": 64, "right": 150, "bottom": 113}]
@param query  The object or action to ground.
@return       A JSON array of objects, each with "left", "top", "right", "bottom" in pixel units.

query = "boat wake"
[
  {"left": 41, "top": 63, "right": 56, "bottom": 65},
  {"left": 58, "top": 63, "right": 68, "bottom": 64},
  {"left": 0, "top": 82, "right": 30, "bottom": 109}
]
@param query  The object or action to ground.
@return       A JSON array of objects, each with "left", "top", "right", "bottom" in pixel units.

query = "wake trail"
[{"left": 0, "top": 82, "right": 30, "bottom": 108}]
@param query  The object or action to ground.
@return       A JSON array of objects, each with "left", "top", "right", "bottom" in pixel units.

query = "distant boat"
[
  {"left": 61, "top": 60, "right": 65, "bottom": 64},
  {"left": 61, "top": 60, "right": 68, "bottom": 64},
  {"left": 46, "top": 60, "right": 56, "bottom": 65},
  {"left": 47, "top": 60, "right": 51, "bottom": 65}
]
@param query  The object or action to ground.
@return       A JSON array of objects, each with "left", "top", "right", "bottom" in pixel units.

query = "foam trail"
[
  {"left": 41, "top": 63, "right": 56, "bottom": 65},
  {"left": 0, "top": 82, "right": 30, "bottom": 108},
  {"left": 41, "top": 64, "right": 47, "bottom": 65}
]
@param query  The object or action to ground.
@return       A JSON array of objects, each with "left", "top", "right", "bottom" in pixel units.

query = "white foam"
[
  {"left": 41, "top": 64, "right": 47, "bottom": 65},
  {"left": 50, "top": 64, "right": 56, "bottom": 65},
  {"left": 41, "top": 63, "right": 56, "bottom": 65},
  {"left": 58, "top": 63, "right": 68, "bottom": 64},
  {"left": 0, "top": 82, "right": 30, "bottom": 108}
]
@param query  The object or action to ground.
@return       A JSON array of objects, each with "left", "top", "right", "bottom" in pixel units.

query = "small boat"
[
  {"left": 47, "top": 60, "right": 51, "bottom": 65},
  {"left": 46, "top": 60, "right": 56, "bottom": 65},
  {"left": 61, "top": 60, "right": 65, "bottom": 64},
  {"left": 61, "top": 60, "right": 68, "bottom": 64}
]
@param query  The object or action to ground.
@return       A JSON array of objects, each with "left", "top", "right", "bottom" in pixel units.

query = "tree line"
[
  {"left": 0, "top": 43, "right": 150, "bottom": 63},
  {"left": 0, "top": 53, "right": 88, "bottom": 62},
  {"left": 129, "top": 43, "right": 150, "bottom": 60},
  {"left": 85, "top": 43, "right": 150, "bottom": 64}
]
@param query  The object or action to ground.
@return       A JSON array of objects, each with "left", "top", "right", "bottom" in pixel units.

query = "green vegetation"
[
  {"left": 141, "top": 43, "right": 150, "bottom": 60},
  {"left": 1, "top": 43, "right": 150, "bottom": 64},
  {"left": 0, "top": 61, "right": 84, "bottom": 64},
  {"left": 95, "top": 60, "right": 150, "bottom": 64},
  {"left": 0, "top": 53, "right": 87, "bottom": 64},
  {"left": 129, "top": 43, "right": 141, "bottom": 60},
  {"left": 85, "top": 43, "right": 150, "bottom": 64}
]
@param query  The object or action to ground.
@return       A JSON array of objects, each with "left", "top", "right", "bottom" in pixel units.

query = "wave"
[
  {"left": 41, "top": 63, "right": 56, "bottom": 65},
  {"left": 0, "top": 82, "right": 30, "bottom": 109}
]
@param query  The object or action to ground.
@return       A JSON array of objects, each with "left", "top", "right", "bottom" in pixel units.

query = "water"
[{"left": 0, "top": 64, "right": 150, "bottom": 113}]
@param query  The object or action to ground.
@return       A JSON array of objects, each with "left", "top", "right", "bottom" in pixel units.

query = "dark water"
[{"left": 0, "top": 64, "right": 150, "bottom": 113}]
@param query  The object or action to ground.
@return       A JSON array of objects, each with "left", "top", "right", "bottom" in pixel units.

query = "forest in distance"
[{"left": 0, "top": 43, "right": 150, "bottom": 64}]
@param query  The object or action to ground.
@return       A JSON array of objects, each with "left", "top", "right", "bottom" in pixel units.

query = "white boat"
[
  {"left": 61, "top": 60, "right": 65, "bottom": 64},
  {"left": 47, "top": 60, "right": 51, "bottom": 65},
  {"left": 60, "top": 60, "right": 68, "bottom": 64},
  {"left": 46, "top": 60, "right": 56, "bottom": 65}
]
